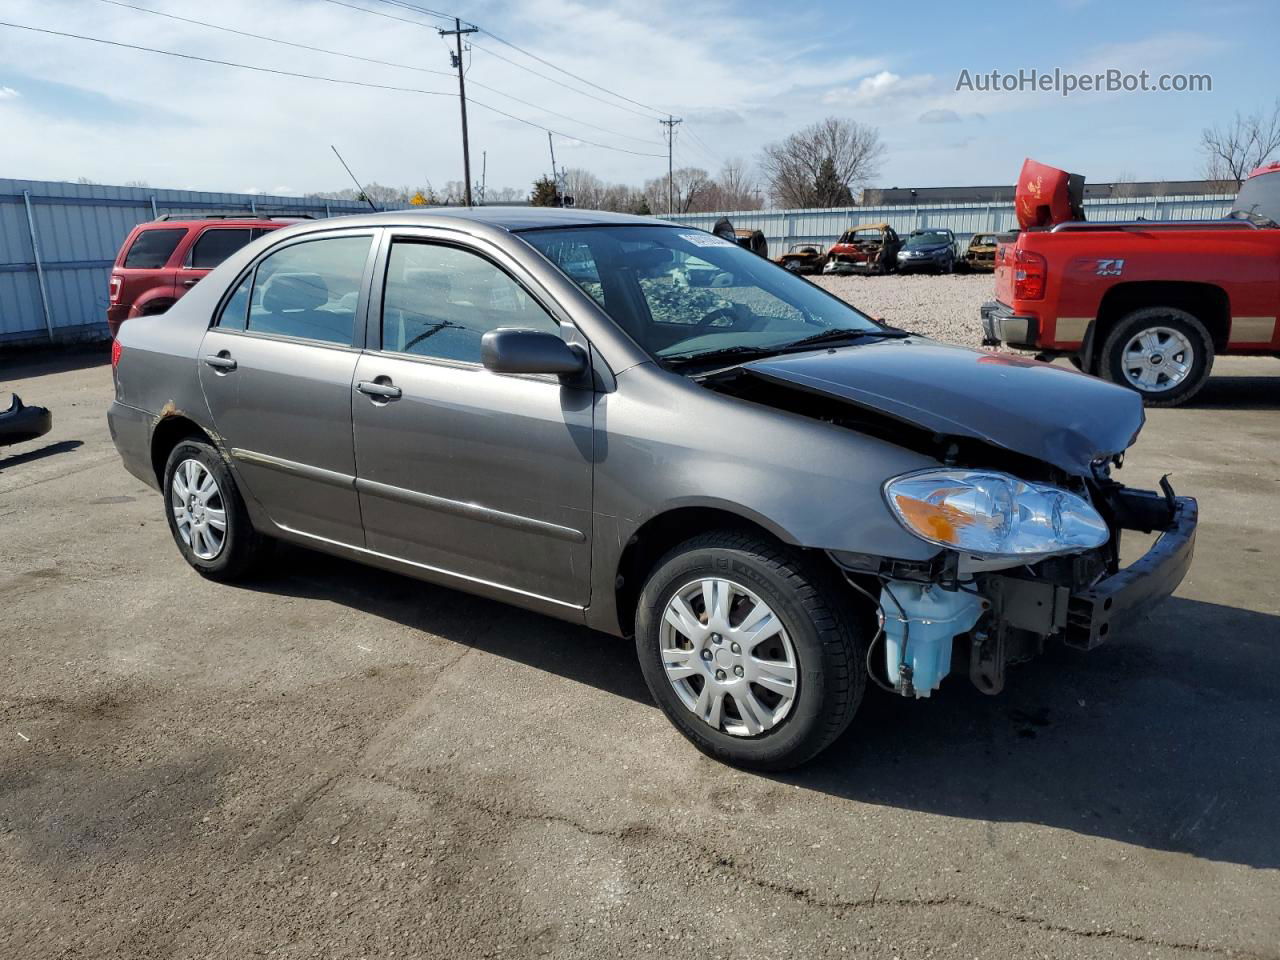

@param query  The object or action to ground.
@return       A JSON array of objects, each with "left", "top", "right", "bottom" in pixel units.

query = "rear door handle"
[
  {"left": 356, "top": 380, "right": 402, "bottom": 401},
  {"left": 203, "top": 353, "right": 237, "bottom": 372},
  {"left": 182, "top": 279, "right": 200, "bottom": 287}
]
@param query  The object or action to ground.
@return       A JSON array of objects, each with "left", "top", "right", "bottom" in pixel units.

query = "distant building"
[{"left": 861, "top": 180, "right": 1228, "bottom": 206}]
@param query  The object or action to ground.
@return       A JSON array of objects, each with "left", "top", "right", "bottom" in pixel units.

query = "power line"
[
  {"left": 476, "top": 26, "right": 667, "bottom": 119},
  {"left": 468, "top": 41, "right": 660, "bottom": 121},
  {"left": 347, "top": 0, "right": 669, "bottom": 122},
  {"left": 373, "top": 0, "right": 670, "bottom": 119},
  {"left": 94, "top": 0, "right": 454, "bottom": 80},
  {"left": 319, "top": 0, "right": 450, "bottom": 29},
  {"left": 0, "top": 21, "right": 667, "bottom": 158},
  {"left": 92, "top": 0, "right": 664, "bottom": 147}
]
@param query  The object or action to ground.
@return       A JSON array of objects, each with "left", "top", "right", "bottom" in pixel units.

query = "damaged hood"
[{"left": 740, "top": 338, "right": 1145, "bottom": 475}]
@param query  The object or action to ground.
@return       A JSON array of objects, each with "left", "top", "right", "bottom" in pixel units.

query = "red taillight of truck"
[
  {"left": 109, "top": 274, "right": 122, "bottom": 303},
  {"left": 1013, "top": 249, "right": 1047, "bottom": 300}
]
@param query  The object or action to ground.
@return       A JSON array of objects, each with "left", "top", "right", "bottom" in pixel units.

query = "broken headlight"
[{"left": 883, "top": 469, "right": 1109, "bottom": 559}]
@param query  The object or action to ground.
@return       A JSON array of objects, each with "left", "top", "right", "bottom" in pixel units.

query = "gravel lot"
[
  {"left": 814, "top": 273, "right": 993, "bottom": 346},
  {"left": 2, "top": 285, "right": 1279, "bottom": 958}
]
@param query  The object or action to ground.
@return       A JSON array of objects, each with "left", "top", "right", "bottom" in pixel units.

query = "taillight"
[
  {"left": 109, "top": 274, "right": 122, "bottom": 303},
  {"left": 1013, "top": 249, "right": 1047, "bottom": 300},
  {"left": 111, "top": 338, "right": 122, "bottom": 371}
]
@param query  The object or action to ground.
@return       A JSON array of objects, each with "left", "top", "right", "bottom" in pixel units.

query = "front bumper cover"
[{"left": 980, "top": 300, "right": 1039, "bottom": 348}]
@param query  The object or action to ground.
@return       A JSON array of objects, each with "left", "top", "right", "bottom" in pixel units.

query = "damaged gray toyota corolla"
[{"left": 107, "top": 208, "right": 1197, "bottom": 770}]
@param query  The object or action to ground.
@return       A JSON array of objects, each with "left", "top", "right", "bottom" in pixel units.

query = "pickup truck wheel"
[
  {"left": 162, "top": 439, "right": 266, "bottom": 582},
  {"left": 635, "top": 531, "right": 866, "bottom": 771},
  {"left": 1100, "top": 308, "right": 1214, "bottom": 407}
]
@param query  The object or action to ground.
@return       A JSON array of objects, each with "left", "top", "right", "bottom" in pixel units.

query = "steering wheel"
[{"left": 692, "top": 306, "right": 740, "bottom": 335}]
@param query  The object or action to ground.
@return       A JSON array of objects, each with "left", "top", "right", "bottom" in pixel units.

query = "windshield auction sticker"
[{"left": 680, "top": 233, "right": 737, "bottom": 247}]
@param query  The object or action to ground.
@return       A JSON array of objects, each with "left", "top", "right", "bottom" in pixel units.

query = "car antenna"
[{"left": 330, "top": 145, "right": 378, "bottom": 212}]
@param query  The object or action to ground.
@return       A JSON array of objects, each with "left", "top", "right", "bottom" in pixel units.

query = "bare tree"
[
  {"left": 561, "top": 168, "right": 604, "bottom": 209},
  {"left": 1111, "top": 170, "right": 1141, "bottom": 199},
  {"left": 703, "top": 158, "right": 762, "bottom": 211},
  {"left": 758, "top": 117, "right": 884, "bottom": 208},
  {"left": 643, "top": 167, "right": 713, "bottom": 213},
  {"left": 1201, "top": 99, "right": 1280, "bottom": 190}
]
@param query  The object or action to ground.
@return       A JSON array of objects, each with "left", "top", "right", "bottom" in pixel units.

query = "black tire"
[
  {"left": 1099, "top": 307, "right": 1214, "bottom": 407},
  {"left": 635, "top": 531, "right": 866, "bottom": 771},
  {"left": 162, "top": 438, "right": 266, "bottom": 582}
]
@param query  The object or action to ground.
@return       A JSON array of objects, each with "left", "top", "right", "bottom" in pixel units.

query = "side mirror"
[{"left": 481, "top": 328, "right": 587, "bottom": 376}]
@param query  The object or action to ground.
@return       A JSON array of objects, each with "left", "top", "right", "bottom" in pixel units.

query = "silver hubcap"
[
  {"left": 659, "top": 578, "right": 798, "bottom": 738},
  {"left": 170, "top": 459, "right": 226, "bottom": 560},
  {"left": 1122, "top": 326, "right": 1194, "bottom": 393}
]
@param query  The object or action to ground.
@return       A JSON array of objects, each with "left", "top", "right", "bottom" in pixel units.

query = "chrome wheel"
[
  {"left": 170, "top": 458, "right": 226, "bottom": 560},
  {"left": 659, "top": 577, "right": 799, "bottom": 737},
  {"left": 1121, "top": 326, "right": 1194, "bottom": 393}
]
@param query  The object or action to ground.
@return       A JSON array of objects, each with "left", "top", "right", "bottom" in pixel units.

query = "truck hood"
[
  {"left": 740, "top": 338, "right": 1145, "bottom": 475},
  {"left": 1016, "top": 158, "right": 1085, "bottom": 229}
]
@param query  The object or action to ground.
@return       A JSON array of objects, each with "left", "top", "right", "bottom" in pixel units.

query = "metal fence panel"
[
  {"left": 667, "top": 194, "right": 1237, "bottom": 259},
  {"left": 0, "top": 178, "right": 370, "bottom": 347}
]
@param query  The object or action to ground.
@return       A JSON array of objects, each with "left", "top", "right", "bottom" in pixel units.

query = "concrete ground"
[{"left": 2, "top": 346, "right": 1278, "bottom": 959}]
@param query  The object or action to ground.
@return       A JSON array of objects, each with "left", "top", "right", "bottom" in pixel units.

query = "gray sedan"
[{"left": 108, "top": 208, "right": 1196, "bottom": 769}]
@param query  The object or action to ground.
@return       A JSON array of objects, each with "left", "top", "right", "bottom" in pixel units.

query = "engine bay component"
[{"left": 881, "top": 580, "right": 986, "bottom": 697}]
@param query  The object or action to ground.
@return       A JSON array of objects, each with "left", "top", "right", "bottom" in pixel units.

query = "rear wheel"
[
  {"left": 635, "top": 531, "right": 866, "bottom": 770},
  {"left": 162, "top": 439, "right": 266, "bottom": 581},
  {"left": 1100, "top": 307, "right": 1213, "bottom": 407}
]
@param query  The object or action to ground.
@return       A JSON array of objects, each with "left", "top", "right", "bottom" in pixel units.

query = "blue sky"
[{"left": 0, "top": 0, "right": 1275, "bottom": 198}]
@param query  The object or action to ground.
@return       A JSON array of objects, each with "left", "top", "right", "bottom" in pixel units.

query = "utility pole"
[
  {"left": 547, "top": 132, "right": 558, "bottom": 205},
  {"left": 659, "top": 115, "right": 682, "bottom": 215},
  {"left": 478, "top": 150, "right": 486, "bottom": 206},
  {"left": 439, "top": 17, "right": 478, "bottom": 206}
]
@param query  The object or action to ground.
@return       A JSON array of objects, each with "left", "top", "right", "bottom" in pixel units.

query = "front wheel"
[
  {"left": 1099, "top": 307, "right": 1214, "bottom": 407},
  {"left": 635, "top": 531, "right": 866, "bottom": 770}
]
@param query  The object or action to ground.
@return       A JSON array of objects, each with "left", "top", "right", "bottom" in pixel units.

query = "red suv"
[{"left": 107, "top": 216, "right": 304, "bottom": 337}]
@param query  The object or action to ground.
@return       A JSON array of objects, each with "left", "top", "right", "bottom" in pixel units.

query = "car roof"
[{"left": 278, "top": 206, "right": 682, "bottom": 235}]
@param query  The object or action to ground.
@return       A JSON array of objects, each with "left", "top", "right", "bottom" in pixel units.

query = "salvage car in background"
[
  {"left": 775, "top": 242, "right": 827, "bottom": 274},
  {"left": 982, "top": 157, "right": 1280, "bottom": 406},
  {"left": 897, "top": 228, "right": 959, "bottom": 273},
  {"left": 108, "top": 208, "right": 1197, "bottom": 770},
  {"left": 824, "top": 223, "right": 901, "bottom": 275},
  {"left": 962, "top": 232, "right": 998, "bottom": 272},
  {"left": 733, "top": 228, "right": 769, "bottom": 257}
]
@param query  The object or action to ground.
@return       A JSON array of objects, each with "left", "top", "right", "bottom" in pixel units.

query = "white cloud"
[
  {"left": 822, "top": 71, "right": 935, "bottom": 108},
  {"left": 918, "top": 108, "right": 961, "bottom": 124},
  {"left": 0, "top": 86, "right": 19, "bottom": 100}
]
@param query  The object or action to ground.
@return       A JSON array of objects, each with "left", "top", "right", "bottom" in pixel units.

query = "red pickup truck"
[{"left": 981, "top": 158, "right": 1280, "bottom": 405}]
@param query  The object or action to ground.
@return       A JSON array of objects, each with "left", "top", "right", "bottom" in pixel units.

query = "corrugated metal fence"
[
  {"left": 668, "top": 194, "right": 1237, "bottom": 258},
  {"left": 0, "top": 178, "right": 369, "bottom": 347},
  {"left": 0, "top": 179, "right": 1238, "bottom": 348}
]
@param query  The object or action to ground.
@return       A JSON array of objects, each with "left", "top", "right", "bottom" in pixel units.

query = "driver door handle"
[{"left": 356, "top": 380, "right": 402, "bottom": 401}]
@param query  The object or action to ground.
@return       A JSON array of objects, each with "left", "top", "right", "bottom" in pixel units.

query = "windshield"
[
  {"left": 905, "top": 230, "right": 952, "bottom": 249},
  {"left": 839, "top": 229, "right": 883, "bottom": 244},
  {"left": 521, "top": 225, "right": 881, "bottom": 364},
  {"left": 1230, "top": 171, "right": 1280, "bottom": 224}
]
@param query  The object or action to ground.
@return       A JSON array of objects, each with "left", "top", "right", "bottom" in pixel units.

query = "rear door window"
[
  {"left": 246, "top": 235, "right": 372, "bottom": 346},
  {"left": 189, "top": 228, "right": 253, "bottom": 269},
  {"left": 122, "top": 228, "right": 186, "bottom": 268}
]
